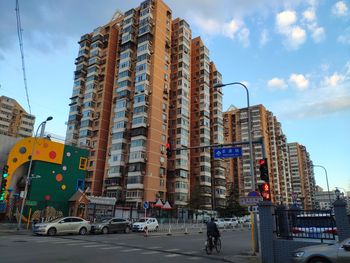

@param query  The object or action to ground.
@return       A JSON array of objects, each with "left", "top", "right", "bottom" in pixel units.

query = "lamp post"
[
  {"left": 214, "top": 82, "right": 257, "bottom": 255},
  {"left": 214, "top": 82, "right": 255, "bottom": 191},
  {"left": 17, "top": 116, "right": 53, "bottom": 230},
  {"left": 312, "top": 164, "right": 331, "bottom": 207}
]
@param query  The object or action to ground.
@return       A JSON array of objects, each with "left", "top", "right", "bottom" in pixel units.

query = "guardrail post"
[{"left": 333, "top": 199, "right": 350, "bottom": 242}]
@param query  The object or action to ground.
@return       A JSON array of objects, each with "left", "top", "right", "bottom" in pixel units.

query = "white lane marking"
[
  {"left": 165, "top": 254, "right": 180, "bottom": 258},
  {"left": 141, "top": 251, "right": 161, "bottom": 255},
  {"left": 120, "top": 248, "right": 142, "bottom": 252},
  {"left": 149, "top": 246, "right": 162, "bottom": 249},
  {"left": 165, "top": 248, "right": 180, "bottom": 252},
  {"left": 189, "top": 257, "right": 201, "bottom": 260}
]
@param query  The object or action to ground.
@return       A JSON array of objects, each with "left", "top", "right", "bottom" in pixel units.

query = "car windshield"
[
  {"left": 100, "top": 218, "right": 111, "bottom": 223},
  {"left": 137, "top": 219, "right": 146, "bottom": 222}
]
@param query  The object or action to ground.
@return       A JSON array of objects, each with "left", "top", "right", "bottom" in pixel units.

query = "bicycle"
[{"left": 205, "top": 235, "right": 221, "bottom": 254}]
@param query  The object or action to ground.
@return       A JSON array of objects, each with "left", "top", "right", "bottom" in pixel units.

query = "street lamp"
[
  {"left": 213, "top": 82, "right": 255, "bottom": 191},
  {"left": 311, "top": 164, "right": 331, "bottom": 207},
  {"left": 17, "top": 116, "right": 53, "bottom": 230},
  {"left": 335, "top": 188, "right": 341, "bottom": 200},
  {"left": 214, "top": 82, "right": 257, "bottom": 255}
]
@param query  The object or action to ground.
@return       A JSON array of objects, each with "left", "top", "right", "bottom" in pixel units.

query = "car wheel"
[
  {"left": 102, "top": 227, "right": 109, "bottom": 234},
  {"left": 124, "top": 226, "right": 130, "bottom": 234},
  {"left": 47, "top": 227, "right": 57, "bottom": 236},
  {"left": 79, "top": 227, "right": 87, "bottom": 235},
  {"left": 308, "top": 257, "right": 331, "bottom": 263}
]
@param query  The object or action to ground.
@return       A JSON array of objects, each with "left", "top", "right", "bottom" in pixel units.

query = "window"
[{"left": 79, "top": 157, "right": 87, "bottom": 170}]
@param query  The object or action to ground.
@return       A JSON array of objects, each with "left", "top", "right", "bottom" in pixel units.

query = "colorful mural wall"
[{"left": 5, "top": 138, "right": 88, "bottom": 219}]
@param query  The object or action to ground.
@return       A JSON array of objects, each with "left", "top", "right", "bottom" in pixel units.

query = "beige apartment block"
[
  {"left": 288, "top": 142, "right": 316, "bottom": 209},
  {"left": 223, "top": 104, "right": 292, "bottom": 205},
  {"left": 0, "top": 96, "right": 34, "bottom": 138}
]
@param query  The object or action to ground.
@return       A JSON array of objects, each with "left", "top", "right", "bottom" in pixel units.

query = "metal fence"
[{"left": 274, "top": 209, "right": 336, "bottom": 241}]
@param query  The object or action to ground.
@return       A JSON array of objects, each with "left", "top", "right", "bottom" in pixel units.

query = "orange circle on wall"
[{"left": 56, "top": 174, "right": 63, "bottom": 182}]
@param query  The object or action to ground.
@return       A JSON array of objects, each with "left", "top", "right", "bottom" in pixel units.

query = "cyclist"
[{"left": 206, "top": 217, "right": 220, "bottom": 249}]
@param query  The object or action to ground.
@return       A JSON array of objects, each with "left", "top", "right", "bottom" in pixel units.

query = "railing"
[{"left": 274, "top": 209, "right": 336, "bottom": 241}]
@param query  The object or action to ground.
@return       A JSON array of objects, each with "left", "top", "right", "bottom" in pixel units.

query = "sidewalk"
[{"left": 0, "top": 223, "right": 32, "bottom": 235}]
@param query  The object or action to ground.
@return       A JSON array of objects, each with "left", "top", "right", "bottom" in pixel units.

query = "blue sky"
[{"left": 0, "top": 0, "right": 349, "bottom": 192}]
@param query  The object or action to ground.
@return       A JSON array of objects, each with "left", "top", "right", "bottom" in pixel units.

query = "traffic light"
[
  {"left": 258, "top": 182, "right": 271, "bottom": 201},
  {"left": 259, "top": 158, "right": 269, "bottom": 182},
  {"left": 166, "top": 143, "right": 172, "bottom": 157},
  {"left": 0, "top": 165, "right": 9, "bottom": 201}
]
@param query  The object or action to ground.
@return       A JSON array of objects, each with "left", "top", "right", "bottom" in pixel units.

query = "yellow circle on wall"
[{"left": 61, "top": 184, "right": 66, "bottom": 190}]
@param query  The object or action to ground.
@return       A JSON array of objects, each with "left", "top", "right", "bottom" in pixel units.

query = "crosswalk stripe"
[
  {"left": 149, "top": 246, "right": 161, "bottom": 249},
  {"left": 188, "top": 257, "right": 201, "bottom": 260},
  {"left": 165, "top": 254, "right": 180, "bottom": 258},
  {"left": 100, "top": 246, "right": 122, "bottom": 250},
  {"left": 66, "top": 242, "right": 93, "bottom": 246}
]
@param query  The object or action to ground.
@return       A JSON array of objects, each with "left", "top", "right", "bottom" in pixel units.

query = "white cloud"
[
  {"left": 222, "top": 19, "right": 241, "bottom": 39},
  {"left": 323, "top": 73, "right": 345, "bottom": 87},
  {"left": 332, "top": 1, "right": 348, "bottom": 16},
  {"left": 303, "top": 9, "right": 316, "bottom": 22},
  {"left": 276, "top": 10, "right": 297, "bottom": 33},
  {"left": 192, "top": 14, "right": 221, "bottom": 35},
  {"left": 275, "top": 10, "right": 308, "bottom": 49},
  {"left": 289, "top": 74, "right": 309, "bottom": 90},
  {"left": 267, "top": 78, "right": 287, "bottom": 90},
  {"left": 260, "top": 29, "right": 269, "bottom": 46},
  {"left": 312, "top": 26, "right": 325, "bottom": 42}
]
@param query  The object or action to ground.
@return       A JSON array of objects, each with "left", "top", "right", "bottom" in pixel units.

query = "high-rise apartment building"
[
  {"left": 288, "top": 142, "right": 316, "bottom": 209},
  {"left": 223, "top": 104, "right": 292, "bottom": 205},
  {"left": 65, "top": 0, "right": 224, "bottom": 209},
  {"left": 0, "top": 96, "right": 35, "bottom": 138}
]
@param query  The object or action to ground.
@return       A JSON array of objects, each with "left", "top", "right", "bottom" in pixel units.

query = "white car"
[
  {"left": 132, "top": 218, "right": 159, "bottom": 232},
  {"left": 214, "top": 218, "right": 225, "bottom": 228},
  {"left": 33, "top": 216, "right": 91, "bottom": 236},
  {"left": 224, "top": 218, "right": 239, "bottom": 228}
]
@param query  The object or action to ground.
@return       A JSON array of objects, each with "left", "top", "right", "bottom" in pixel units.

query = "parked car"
[
  {"left": 33, "top": 216, "right": 91, "bottom": 236},
  {"left": 132, "top": 218, "right": 159, "bottom": 232},
  {"left": 224, "top": 218, "right": 239, "bottom": 228},
  {"left": 91, "top": 218, "right": 132, "bottom": 234},
  {"left": 214, "top": 218, "right": 225, "bottom": 228},
  {"left": 292, "top": 213, "right": 337, "bottom": 239},
  {"left": 292, "top": 237, "right": 350, "bottom": 263}
]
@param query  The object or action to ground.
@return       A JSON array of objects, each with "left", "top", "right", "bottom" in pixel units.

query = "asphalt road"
[{"left": 0, "top": 229, "right": 253, "bottom": 263}]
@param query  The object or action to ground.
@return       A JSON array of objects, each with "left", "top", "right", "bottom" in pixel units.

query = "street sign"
[
  {"left": 25, "top": 200, "right": 38, "bottom": 206},
  {"left": 143, "top": 201, "right": 149, "bottom": 209},
  {"left": 239, "top": 196, "right": 263, "bottom": 206},
  {"left": 213, "top": 147, "right": 242, "bottom": 159}
]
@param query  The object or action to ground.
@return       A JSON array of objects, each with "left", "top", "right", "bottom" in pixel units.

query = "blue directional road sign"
[
  {"left": 213, "top": 147, "right": 242, "bottom": 159},
  {"left": 143, "top": 201, "right": 149, "bottom": 209}
]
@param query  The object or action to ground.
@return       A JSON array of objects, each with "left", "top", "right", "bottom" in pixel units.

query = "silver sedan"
[
  {"left": 292, "top": 238, "right": 350, "bottom": 263},
  {"left": 33, "top": 216, "right": 91, "bottom": 236}
]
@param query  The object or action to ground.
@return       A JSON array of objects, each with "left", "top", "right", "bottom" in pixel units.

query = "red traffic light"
[
  {"left": 258, "top": 159, "right": 266, "bottom": 165},
  {"left": 166, "top": 143, "right": 170, "bottom": 149},
  {"left": 258, "top": 182, "right": 271, "bottom": 201}
]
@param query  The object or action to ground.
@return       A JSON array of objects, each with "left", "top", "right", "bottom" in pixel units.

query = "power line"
[{"left": 15, "top": 0, "right": 32, "bottom": 115}]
